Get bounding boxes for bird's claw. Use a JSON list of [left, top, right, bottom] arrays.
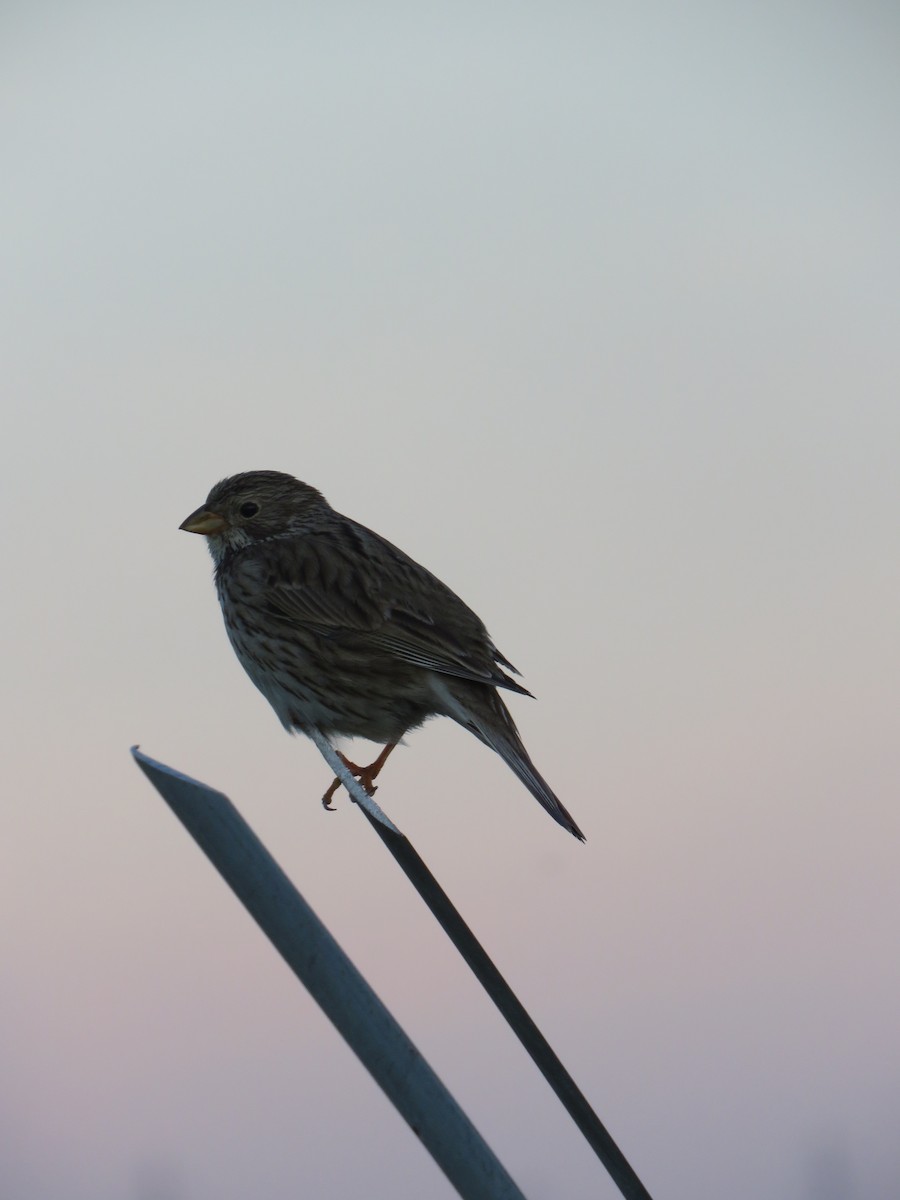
[[320, 746, 393, 811], [321, 779, 340, 810]]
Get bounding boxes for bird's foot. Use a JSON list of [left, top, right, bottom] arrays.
[[321, 743, 397, 810]]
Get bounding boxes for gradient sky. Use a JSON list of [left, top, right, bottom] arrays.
[[2, 5, 899, 1198]]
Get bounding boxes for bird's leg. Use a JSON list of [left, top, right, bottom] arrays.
[[321, 743, 398, 810], [357, 741, 397, 789]]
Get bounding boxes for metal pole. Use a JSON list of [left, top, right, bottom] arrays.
[[357, 809, 655, 1200], [309, 735, 655, 1200], [132, 747, 528, 1200]]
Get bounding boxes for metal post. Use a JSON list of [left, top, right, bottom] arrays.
[[132, 747, 528, 1200], [309, 735, 655, 1200]]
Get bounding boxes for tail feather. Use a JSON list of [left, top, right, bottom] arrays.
[[432, 678, 586, 841], [492, 731, 586, 842]]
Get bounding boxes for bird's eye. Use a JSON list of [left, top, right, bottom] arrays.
[[239, 501, 260, 518]]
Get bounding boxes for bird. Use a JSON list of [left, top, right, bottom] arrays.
[[179, 470, 585, 841]]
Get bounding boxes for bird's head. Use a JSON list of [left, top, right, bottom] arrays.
[[180, 471, 328, 562]]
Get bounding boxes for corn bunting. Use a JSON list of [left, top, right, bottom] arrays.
[[180, 470, 585, 841]]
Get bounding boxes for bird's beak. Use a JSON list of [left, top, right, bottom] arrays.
[[179, 506, 228, 536]]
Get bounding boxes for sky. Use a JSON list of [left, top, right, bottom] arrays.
[[2, 3, 899, 1198]]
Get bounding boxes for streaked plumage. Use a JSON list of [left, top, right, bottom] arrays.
[[180, 470, 584, 841]]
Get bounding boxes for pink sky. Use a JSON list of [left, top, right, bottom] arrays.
[[2, 6, 899, 1198]]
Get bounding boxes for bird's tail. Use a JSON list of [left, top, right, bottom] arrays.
[[436, 680, 586, 842]]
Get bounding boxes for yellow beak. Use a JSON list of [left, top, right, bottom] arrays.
[[179, 506, 228, 536]]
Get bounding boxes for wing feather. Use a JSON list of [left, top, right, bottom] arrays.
[[236, 520, 532, 696]]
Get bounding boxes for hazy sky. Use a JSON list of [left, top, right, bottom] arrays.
[[2, 5, 899, 1198]]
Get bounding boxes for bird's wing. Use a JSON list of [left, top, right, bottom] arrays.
[[248, 524, 532, 695]]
